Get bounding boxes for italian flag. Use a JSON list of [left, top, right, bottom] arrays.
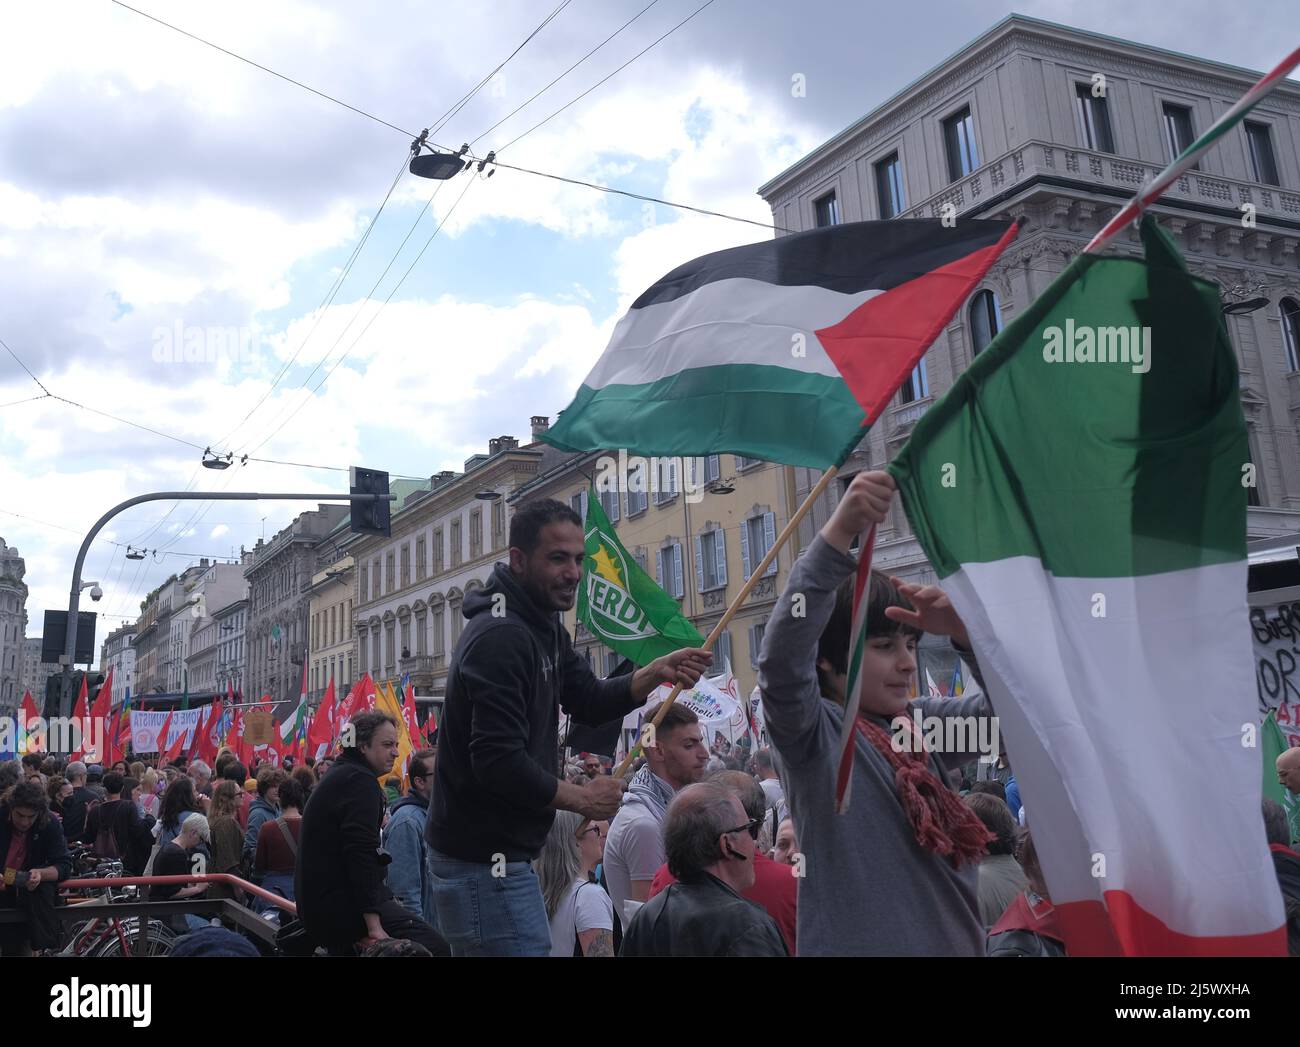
[[889, 216, 1286, 956], [542, 219, 1019, 466]]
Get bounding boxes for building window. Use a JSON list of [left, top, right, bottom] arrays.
[[371, 632, 380, 673], [704, 454, 720, 483], [814, 191, 840, 227], [626, 463, 649, 516], [598, 485, 620, 522], [1161, 103, 1197, 168], [695, 529, 727, 591], [384, 553, 394, 594], [655, 544, 685, 599], [372, 559, 381, 601], [942, 106, 978, 182], [1074, 83, 1115, 153], [470, 510, 483, 558], [1245, 122, 1280, 186], [969, 289, 1003, 355], [1281, 298, 1300, 372], [451, 519, 462, 566], [734, 455, 762, 472], [874, 153, 905, 219], [714, 630, 732, 670], [569, 490, 588, 521], [400, 544, 410, 588], [433, 529, 444, 574], [741, 513, 778, 580], [749, 623, 766, 668], [415, 612, 427, 656], [400, 620, 410, 659], [491, 500, 505, 550], [416, 536, 426, 581], [900, 358, 929, 403], [654, 459, 678, 505], [432, 606, 445, 656]]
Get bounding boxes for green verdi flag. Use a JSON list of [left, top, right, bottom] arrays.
[[578, 485, 704, 666]]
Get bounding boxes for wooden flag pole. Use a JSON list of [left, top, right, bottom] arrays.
[[612, 464, 842, 778]]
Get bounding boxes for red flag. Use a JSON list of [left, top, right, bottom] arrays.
[[194, 699, 222, 765], [160, 712, 187, 766], [401, 678, 421, 749], [20, 690, 43, 753], [336, 673, 376, 730], [423, 705, 438, 741], [83, 668, 114, 764], [155, 709, 175, 758], [69, 674, 89, 759], [307, 677, 336, 759]]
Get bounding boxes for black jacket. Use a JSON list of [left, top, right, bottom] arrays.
[[295, 749, 392, 946], [0, 805, 72, 882], [427, 562, 639, 862], [61, 786, 97, 842], [620, 873, 789, 957], [84, 799, 156, 876]]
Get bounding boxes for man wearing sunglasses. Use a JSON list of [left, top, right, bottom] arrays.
[[382, 748, 438, 930], [620, 782, 788, 957]]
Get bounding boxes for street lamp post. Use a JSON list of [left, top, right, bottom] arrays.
[[61, 490, 394, 719]]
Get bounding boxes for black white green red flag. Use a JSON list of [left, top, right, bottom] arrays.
[[542, 220, 1019, 466]]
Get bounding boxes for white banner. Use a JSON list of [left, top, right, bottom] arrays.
[[128, 709, 203, 752]]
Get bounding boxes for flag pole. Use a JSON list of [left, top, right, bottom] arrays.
[[1083, 44, 1300, 256], [612, 464, 841, 777]]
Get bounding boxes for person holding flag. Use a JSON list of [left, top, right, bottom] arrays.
[[757, 470, 996, 956], [427, 498, 712, 957]]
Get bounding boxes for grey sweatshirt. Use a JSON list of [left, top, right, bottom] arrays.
[[758, 534, 994, 956]]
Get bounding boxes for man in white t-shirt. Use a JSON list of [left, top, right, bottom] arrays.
[[603, 703, 709, 924], [753, 748, 783, 813]]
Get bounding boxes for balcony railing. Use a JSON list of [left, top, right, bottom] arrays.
[[905, 139, 1300, 246]]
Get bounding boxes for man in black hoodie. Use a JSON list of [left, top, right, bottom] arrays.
[[427, 497, 712, 956]]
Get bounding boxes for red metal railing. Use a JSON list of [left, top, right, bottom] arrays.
[[60, 873, 297, 915]]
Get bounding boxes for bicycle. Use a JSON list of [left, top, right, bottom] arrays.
[[60, 852, 178, 957]]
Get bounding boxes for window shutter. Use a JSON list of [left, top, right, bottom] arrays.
[[581, 490, 589, 521], [669, 459, 678, 495], [741, 518, 752, 580], [706, 454, 720, 482], [608, 489, 619, 522], [694, 535, 705, 592], [763, 512, 778, 576], [673, 543, 684, 598], [656, 549, 664, 589], [714, 529, 727, 587]]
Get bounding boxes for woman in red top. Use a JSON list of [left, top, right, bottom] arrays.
[[254, 777, 302, 913]]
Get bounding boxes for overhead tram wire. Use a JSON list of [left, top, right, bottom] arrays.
[[209, 3, 570, 456], [494, 0, 718, 154], [469, 0, 662, 149], [211, 155, 410, 450], [425, 0, 574, 139], [0, 334, 52, 396], [109, 0, 781, 236], [240, 176, 479, 459]]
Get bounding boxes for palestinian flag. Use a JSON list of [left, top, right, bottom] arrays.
[[542, 220, 1019, 466], [889, 216, 1285, 956]]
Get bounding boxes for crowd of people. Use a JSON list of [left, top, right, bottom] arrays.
[[3, 478, 1299, 957]]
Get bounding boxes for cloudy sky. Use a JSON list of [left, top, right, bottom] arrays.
[[1, 0, 1293, 656]]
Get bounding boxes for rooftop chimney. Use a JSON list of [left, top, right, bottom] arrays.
[[530, 415, 549, 438]]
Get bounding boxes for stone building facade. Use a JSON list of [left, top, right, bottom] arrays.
[[0, 538, 28, 715], [759, 13, 1300, 601]]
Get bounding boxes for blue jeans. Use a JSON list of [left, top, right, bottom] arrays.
[[258, 872, 295, 916], [428, 849, 551, 957]]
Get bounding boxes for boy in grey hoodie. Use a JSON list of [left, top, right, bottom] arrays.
[[758, 470, 997, 956]]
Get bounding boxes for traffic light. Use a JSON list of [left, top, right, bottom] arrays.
[[350, 467, 391, 538]]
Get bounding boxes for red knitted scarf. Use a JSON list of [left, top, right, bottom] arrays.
[[854, 715, 992, 866]]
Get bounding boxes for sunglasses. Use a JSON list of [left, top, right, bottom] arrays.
[[723, 818, 762, 841]]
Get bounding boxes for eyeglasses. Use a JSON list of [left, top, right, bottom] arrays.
[[577, 825, 603, 839], [722, 818, 762, 841]]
